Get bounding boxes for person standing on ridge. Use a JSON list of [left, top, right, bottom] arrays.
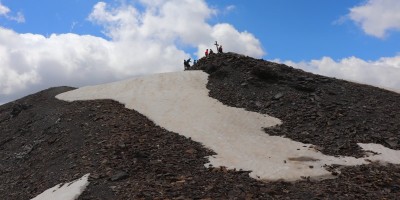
[[218, 45, 223, 53], [205, 49, 209, 57], [183, 58, 191, 70]]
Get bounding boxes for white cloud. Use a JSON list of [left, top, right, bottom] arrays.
[[220, 5, 236, 15], [349, 0, 400, 38], [0, 3, 25, 23], [0, 3, 10, 15], [0, 0, 264, 104], [225, 5, 236, 12], [276, 55, 400, 92], [11, 12, 25, 23], [209, 24, 264, 57], [88, 1, 263, 57]]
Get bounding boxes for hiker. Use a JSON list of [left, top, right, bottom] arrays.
[[209, 49, 214, 55], [184, 58, 191, 70], [193, 59, 197, 65], [205, 49, 209, 57], [218, 45, 223, 53]]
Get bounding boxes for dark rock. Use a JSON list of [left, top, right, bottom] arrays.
[[251, 66, 281, 83], [385, 139, 398, 148], [292, 83, 316, 93], [305, 77, 314, 82], [10, 103, 31, 118], [110, 171, 129, 181], [273, 93, 284, 100]]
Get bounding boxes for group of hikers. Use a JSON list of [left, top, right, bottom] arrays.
[[205, 41, 223, 57], [184, 41, 224, 70]]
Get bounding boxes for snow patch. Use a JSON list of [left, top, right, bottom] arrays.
[[56, 71, 400, 181], [31, 174, 90, 200]]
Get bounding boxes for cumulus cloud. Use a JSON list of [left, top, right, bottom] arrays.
[[276, 55, 400, 92], [0, 2, 24, 23], [88, 1, 263, 57], [0, 3, 10, 15], [0, 0, 264, 104], [349, 0, 400, 38]]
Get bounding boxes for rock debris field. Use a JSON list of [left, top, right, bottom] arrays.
[[1, 53, 400, 199]]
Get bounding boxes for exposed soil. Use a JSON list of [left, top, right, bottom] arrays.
[[1, 53, 400, 199]]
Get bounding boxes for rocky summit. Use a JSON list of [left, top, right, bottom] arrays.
[[1, 53, 400, 199]]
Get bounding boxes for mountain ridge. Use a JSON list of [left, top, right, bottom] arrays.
[[1, 53, 400, 199]]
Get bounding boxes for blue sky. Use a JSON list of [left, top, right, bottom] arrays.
[[218, 0, 399, 61], [0, 0, 400, 104], [2, 0, 398, 61]]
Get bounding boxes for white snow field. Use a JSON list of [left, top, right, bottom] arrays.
[[57, 71, 400, 181], [31, 173, 90, 200]]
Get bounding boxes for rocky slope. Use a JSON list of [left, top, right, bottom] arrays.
[[192, 52, 400, 157], [0, 53, 400, 199]]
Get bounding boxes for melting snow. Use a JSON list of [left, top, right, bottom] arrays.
[[31, 174, 90, 200], [56, 71, 400, 181]]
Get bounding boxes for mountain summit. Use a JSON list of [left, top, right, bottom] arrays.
[[1, 53, 400, 199]]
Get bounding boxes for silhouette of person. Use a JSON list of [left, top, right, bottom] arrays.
[[218, 45, 223, 53], [184, 58, 191, 70], [205, 49, 209, 57]]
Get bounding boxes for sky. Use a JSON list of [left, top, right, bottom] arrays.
[[0, 0, 399, 104]]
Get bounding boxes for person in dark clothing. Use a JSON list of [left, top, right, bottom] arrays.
[[218, 45, 223, 53], [184, 58, 191, 70], [209, 49, 214, 55]]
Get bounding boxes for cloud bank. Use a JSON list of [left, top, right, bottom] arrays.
[[0, 0, 263, 104], [349, 0, 400, 38], [279, 0, 400, 92], [277, 55, 400, 92]]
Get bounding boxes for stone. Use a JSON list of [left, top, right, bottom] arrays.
[[110, 171, 129, 182], [385, 139, 398, 148], [273, 92, 284, 100]]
